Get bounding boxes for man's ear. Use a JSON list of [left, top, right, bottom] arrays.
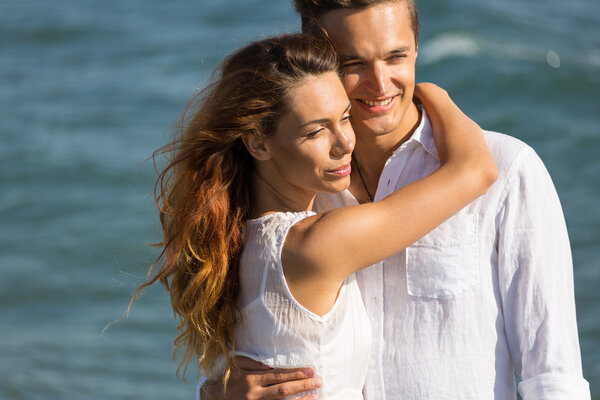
[[242, 133, 271, 161]]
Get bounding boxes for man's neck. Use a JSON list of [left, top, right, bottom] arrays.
[[349, 103, 422, 203]]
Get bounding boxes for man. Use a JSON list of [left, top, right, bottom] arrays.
[[201, 0, 590, 398]]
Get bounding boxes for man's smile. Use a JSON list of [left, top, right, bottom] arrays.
[[355, 95, 397, 112]]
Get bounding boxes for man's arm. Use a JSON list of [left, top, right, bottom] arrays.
[[496, 146, 590, 399], [198, 357, 321, 400]]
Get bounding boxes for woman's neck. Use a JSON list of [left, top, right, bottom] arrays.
[[249, 172, 316, 219]]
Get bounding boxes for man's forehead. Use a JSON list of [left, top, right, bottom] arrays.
[[319, 1, 410, 27], [320, 3, 416, 56]]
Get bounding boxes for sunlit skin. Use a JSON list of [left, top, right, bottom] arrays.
[[206, 79, 498, 400], [248, 71, 355, 216], [203, 6, 500, 398], [321, 3, 421, 201]]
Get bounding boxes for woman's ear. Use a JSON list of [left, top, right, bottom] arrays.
[[242, 134, 271, 161]]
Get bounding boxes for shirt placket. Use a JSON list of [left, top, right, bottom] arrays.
[[364, 143, 416, 399], [373, 142, 416, 201]]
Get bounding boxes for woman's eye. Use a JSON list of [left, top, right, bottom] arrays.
[[306, 128, 324, 138], [341, 114, 353, 123]]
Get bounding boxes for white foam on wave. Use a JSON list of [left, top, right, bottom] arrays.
[[582, 51, 600, 68], [420, 32, 542, 65], [419, 32, 587, 69], [419, 33, 480, 64]]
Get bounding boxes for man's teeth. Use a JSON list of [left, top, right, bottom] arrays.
[[363, 98, 393, 107]]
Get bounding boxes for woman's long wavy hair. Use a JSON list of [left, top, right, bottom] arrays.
[[135, 33, 340, 381]]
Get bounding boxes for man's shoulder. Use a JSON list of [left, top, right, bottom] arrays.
[[481, 130, 557, 206], [483, 130, 538, 175], [483, 130, 531, 157]]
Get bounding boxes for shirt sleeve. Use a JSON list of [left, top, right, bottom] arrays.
[[496, 146, 590, 399]]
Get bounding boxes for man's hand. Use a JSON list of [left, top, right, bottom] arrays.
[[201, 356, 322, 400]]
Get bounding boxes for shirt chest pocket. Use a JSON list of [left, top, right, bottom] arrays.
[[405, 212, 479, 299]]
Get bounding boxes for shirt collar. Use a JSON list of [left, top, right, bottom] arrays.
[[391, 106, 439, 160]]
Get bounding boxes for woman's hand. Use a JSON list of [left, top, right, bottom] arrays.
[[414, 82, 498, 190]]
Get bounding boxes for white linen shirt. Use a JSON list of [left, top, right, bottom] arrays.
[[314, 110, 590, 399]]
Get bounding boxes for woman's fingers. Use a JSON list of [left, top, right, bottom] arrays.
[[259, 373, 322, 400], [259, 367, 315, 386]]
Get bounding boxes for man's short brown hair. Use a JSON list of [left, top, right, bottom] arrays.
[[293, 0, 420, 44]]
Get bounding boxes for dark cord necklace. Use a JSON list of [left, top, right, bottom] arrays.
[[352, 157, 374, 202]]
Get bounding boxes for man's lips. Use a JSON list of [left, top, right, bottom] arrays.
[[355, 95, 397, 112]]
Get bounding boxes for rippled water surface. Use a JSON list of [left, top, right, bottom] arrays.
[[1, 0, 599, 398]]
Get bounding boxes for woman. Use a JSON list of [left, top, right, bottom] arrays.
[[138, 34, 497, 399]]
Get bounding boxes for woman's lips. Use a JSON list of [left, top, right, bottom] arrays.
[[327, 163, 352, 176]]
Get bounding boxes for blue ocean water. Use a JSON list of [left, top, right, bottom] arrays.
[[1, 0, 598, 399]]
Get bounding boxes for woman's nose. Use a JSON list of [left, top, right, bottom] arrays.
[[331, 126, 355, 157]]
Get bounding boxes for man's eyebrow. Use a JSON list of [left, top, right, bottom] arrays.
[[340, 47, 411, 61], [299, 103, 352, 128], [341, 54, 361, 61], [389, 47, 410, 54]]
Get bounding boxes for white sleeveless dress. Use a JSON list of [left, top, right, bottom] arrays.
[[233, 211, 371, 399]]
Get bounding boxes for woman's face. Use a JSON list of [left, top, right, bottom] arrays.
[[265, 71, 355, 195]]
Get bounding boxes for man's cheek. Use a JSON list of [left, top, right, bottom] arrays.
[[342, 74, 360, 93]]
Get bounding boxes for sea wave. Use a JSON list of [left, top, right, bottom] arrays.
[[420, 31, 600, 69]]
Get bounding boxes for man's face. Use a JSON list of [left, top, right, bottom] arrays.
[[320, 2, 418, 142]]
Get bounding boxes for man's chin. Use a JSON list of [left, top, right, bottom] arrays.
[[353, 121, 398, 138]]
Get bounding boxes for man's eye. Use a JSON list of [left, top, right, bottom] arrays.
[[341, 114, 353, 123], [388, 54, 407, 62], [342, 61, 362, 68]]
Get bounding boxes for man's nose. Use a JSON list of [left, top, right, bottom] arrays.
[[366, 62, 389, 95]]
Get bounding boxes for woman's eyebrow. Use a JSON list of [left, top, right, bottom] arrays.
[[299, 103, 352, 128]]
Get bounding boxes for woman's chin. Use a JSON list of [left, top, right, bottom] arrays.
[[320, 176, 351, 193]]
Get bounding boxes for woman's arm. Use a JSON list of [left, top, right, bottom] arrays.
[[283, 83, 498, 315]]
